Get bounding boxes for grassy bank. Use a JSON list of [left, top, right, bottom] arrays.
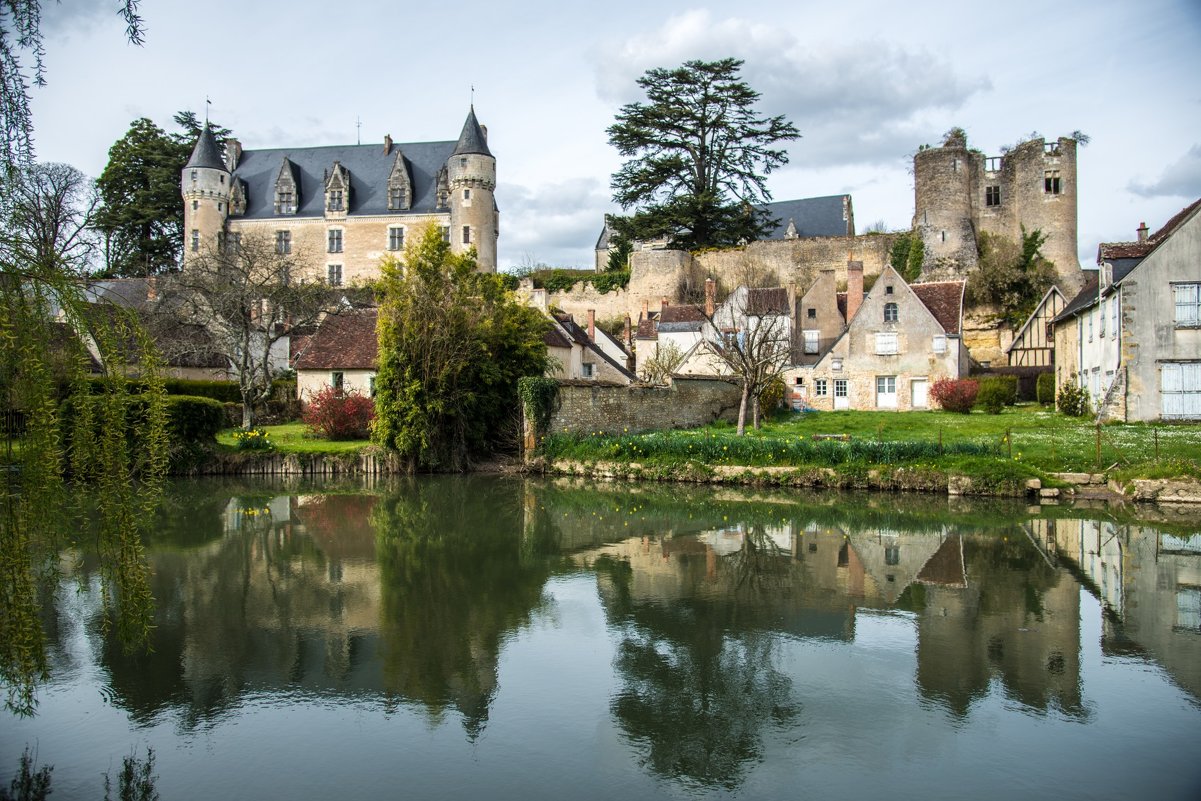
[[216, 423, 370, 455]]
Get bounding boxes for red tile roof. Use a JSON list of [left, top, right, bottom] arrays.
[[635, 317, 657, 339], [1151, 197, 1201, 241], [1097, 241, 1154, 261], [292, 309, 378, 370], [659, 304, 706, 324], [910, 281, 965, 335]]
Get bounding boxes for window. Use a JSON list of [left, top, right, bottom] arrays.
[[190, 229, 199, 252], [940, 230, 946, 242], [219, 175, 225, 184], [1112, 295, 1118, 336], [276, 191, 295, 215], [328, 189, 344, 211], [815, 378, 828, 397], [885, 285, 894, 295], [1162, 363, 1201, 419], [1045, 170, 1061, 194], [327, 264, 343, 286], [1100, 298, 1107, 337], [463, 189, 471, 200], [217, 202, 223, 212], [876, 375, 897, 408], [328, 229, 343, 253], [985, 185, 1001, 206], [331, 371, 344, 391], [884, 545, 900, 566], [190, 169, 197, 181], [884, 302, 898, 322], [389, 187, 406, 210], [582, 363, 595, 379], [388, 227, 404, 251], [192, 199, 198, 211], [275, 230, 292, 255], [1174, 283, 1201, 327], [932, 334, 947, 354], [441, 226, 451, 243], [832, 358, 843, 372], [834, 379, 848, 398], [875, 332, 898, 355], [462, 225, 471, 245], [806, 307, 816, 319], [1088, 309, 1094, 341], [460, 157, 467, 168], [803, 329, 819, 354]]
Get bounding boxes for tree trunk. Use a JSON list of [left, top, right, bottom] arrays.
[[242, 400, 253, 429], [737, 383, 749, 436], [752, 396, 761, 430]]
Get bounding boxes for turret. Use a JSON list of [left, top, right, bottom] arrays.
[[447, 107, 497, 272], [913, 130, 978, 272], [181, 124, 230, 265]]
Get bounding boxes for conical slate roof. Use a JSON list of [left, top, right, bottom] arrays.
[[185, 124, 226, 170], [452, 107, 492, 157]]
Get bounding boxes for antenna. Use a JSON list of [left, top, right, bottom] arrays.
[[205, 96, 211, 124], [356, 116, 362, 145]]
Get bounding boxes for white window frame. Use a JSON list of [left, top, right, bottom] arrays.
[[932, 334, 947, 354], [1174, 283, 1201, 327], [1162, 362, 1201, 419], [803, 329, 820, 355], [875, 332, 898, 355], [582, 363, 595, 379], [834, 379, 848, 398], [815, 378, 828, 397], [883, 302, 898, 323], [875, 375, 897, 409]]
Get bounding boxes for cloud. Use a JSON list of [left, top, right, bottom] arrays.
[[594, 10, 989, 168], [498, 178, 614, 269], [1128, 144, 1201, 198], [41, 0, 129, 38]]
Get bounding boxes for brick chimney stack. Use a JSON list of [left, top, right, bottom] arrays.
[[704, 278, 716, 316], [623, 314, 631, 348], [641, 299, 649, 320], [1136, 222, 1149, 242], [384, 134, 392, 155], [660, 296, 669, 309], [587, 309, 595, 341], [846, 261, 864, 323]]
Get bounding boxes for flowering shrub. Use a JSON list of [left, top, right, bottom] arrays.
[[930, 378, 979, 414], [302, 387, 375, 440], [232, 427, 274, 451], [1056, 381, 1091, 417]]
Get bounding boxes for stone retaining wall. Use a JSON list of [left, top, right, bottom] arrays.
[[546, 377, 742, 436]]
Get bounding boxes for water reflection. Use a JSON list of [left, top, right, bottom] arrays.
[[16, 477, 1200, 798]]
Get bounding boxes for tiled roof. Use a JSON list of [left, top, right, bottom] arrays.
[[452, 107, 492, 157], [293, 309, 378, 370], [659, 304, 705, 324], [1150, 196, 1201, 241], [910, 281, 965, 335], [553, 314, 637, 382], [635, 316, 657, 340], [746, 287, 789, 316], [1097, 241, 1154, 261], [544, 326, 572, 349]]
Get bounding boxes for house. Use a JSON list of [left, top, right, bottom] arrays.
[[677, 285, 792, 377], [545, 311, 636, 384], [292, 309, 378, 400], [1005, 285, 1066, 368], [181, 107, 498, 281], [633, 295, 708, 378], [799, 262, 967, 411], [1051, 199, 1201, 421]]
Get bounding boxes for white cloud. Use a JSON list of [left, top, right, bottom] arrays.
[[498, 178, 615, 269], [1128, 144, 1201, 198], [594, 9, 989, 168]]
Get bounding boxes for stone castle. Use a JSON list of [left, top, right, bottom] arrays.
[[181, 107, 497, 282]]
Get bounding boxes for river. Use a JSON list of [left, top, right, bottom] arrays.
[[3, 476, 1199, 799]]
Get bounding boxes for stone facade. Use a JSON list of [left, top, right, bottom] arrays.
[[545, 377, 741, 437], [914, 131, 1082, 294]]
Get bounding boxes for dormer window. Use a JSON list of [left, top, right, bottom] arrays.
[[389, 187, 406, 209], [435, 166, 449, 210], [328, 190, 344, 212], [229, 179, 247, 216], [274, 157, 299, 215], [276, 191, 295, 214], [324, 161, 351, 215], [387, 150, 412, 211]]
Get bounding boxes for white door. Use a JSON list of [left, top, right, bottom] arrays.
[[912, 378, 928, 409], [834, 379, 850, 410], [876, 376, 897, 409]]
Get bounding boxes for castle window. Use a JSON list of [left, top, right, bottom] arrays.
[[1174, 284, 1201, 327], [217, 202, 223, 212], [441, 226, 451, 243], [275, 230, 291, 255], [328, 229, 343, 253], [190, 229, 199, 252], [815, 378, 828, 397], [940, 230, 946, 242], [276, 191, 295, 215], [389, 187, 406, 210], [460, 157, 467, 168], [388, 227, 404, 251], [462, 226, 471, 245], [884, 302, 898, 323], [327, 189, 344, 212], [327, 264, 343, 286], [806, 308, 816, 319], [219, 175, 224, 184], [986, 185, 1001, 206], [191, 170, 197, 181], [1045, 170, 1061, 194], [192, 200, 198, 211], [463, 189, 471, 201]]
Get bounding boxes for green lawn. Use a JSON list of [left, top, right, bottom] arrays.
[[546, 405, 1201, 476], [216, 423, 370, 455]]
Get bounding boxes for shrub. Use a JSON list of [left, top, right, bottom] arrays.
[[1057, 381, 1091, 417], [758, 376, 786, 413], [976, 379, 1010, 414], [930, 378, 978, 414], [302, 387, 374, 440], [162, 395, 226, 442], [1036, 373, 1055, 405], [232, 427, 274, 451]]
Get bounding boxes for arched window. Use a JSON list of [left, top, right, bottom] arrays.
[[884, 302, 898, 323]]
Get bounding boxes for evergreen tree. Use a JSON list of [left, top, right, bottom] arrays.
[[607, 58, 799, 251]]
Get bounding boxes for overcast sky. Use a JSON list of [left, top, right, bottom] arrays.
[[30, 0, 1201, 272]]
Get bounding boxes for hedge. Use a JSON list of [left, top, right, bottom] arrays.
[[82, 377, 295, 405], [1036, 373, 1055, 405], [60, 393, 225, 456]]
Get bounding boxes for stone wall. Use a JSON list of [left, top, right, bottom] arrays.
[[545, 377, 742, 436]]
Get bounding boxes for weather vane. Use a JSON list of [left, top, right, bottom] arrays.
[[356, 116, 362, 145]]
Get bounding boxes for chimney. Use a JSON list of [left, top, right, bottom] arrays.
[[224, 139, 242, 171], [661, 295, 669, 309], [704, 278, 716, 316], [641, 299, 649, 320], [384, 134, 392, 155], [623, 314, 632, 348], [587, 309, 596, 341], [846, 261, 864, 323], [787, 281, 797, 322], [1136, 222, 1149, 242]]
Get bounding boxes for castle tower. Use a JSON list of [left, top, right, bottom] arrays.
[[913, 130, 979, 275], [447, 107, 497, 272], [181, 124, 230, 265]]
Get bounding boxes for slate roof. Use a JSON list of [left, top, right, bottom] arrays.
[[293, 310, 378, 370], [1052, 274, 1100, 323], [910, 281, 965, 335], [453, 107, 492, 157], [554, 314, 637, 382], [185, 124, 226, 170], [759, 195, 851, 240]]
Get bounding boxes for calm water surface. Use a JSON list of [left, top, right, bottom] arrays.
[[3, 476, 1200, 800]]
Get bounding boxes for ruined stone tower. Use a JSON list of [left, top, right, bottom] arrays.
[[914, 130, 1082, 294], [447, 107, 498, 272]]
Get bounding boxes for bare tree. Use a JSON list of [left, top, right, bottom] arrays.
[[0, 162, 99, 277], [640, 340, 685, 385], [160, 231, 345, 428], [700, 284, 791, 435]]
